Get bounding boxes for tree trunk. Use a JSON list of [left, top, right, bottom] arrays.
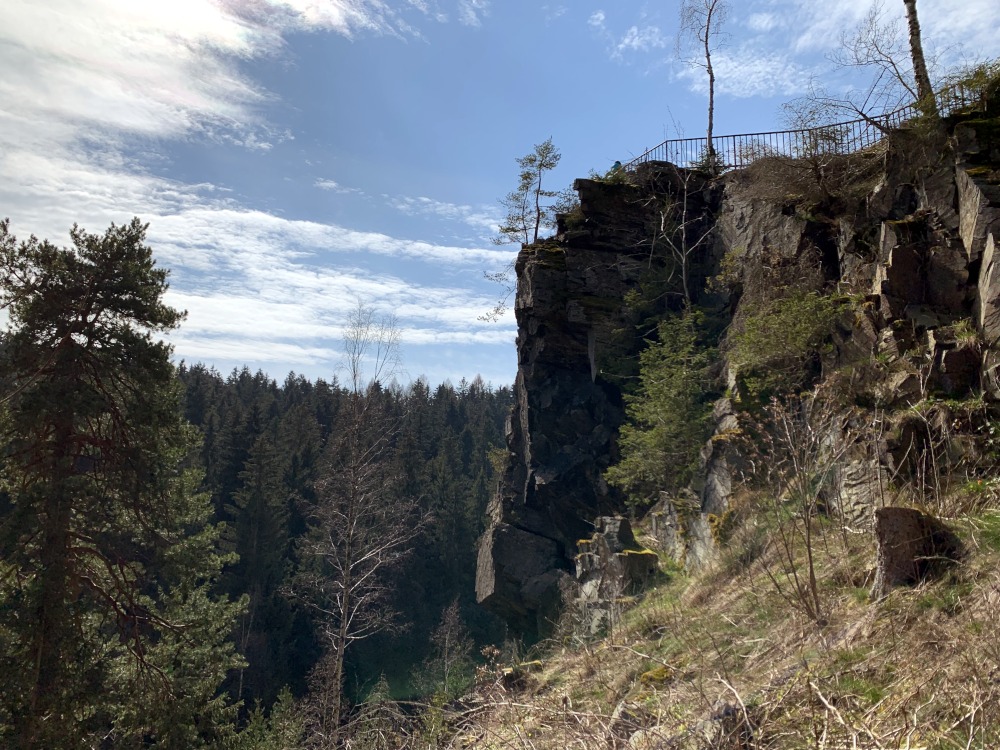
[[23, 412, 76, 750], [903, 0, 937, 116], [532, 165, 543, 244], [704, 13, 716, 171]]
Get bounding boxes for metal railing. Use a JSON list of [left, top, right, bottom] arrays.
[[622, 82, 985, 172]]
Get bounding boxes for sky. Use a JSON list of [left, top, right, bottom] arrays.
[[1, 0, 998, 388]]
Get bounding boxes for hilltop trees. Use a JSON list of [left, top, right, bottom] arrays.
[[0, 219, 241, 747], [484, 138, 575, 321], [495, 137, 563, 247]]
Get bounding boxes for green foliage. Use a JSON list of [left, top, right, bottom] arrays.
[[349, 675, 409, 750], [708, 244, 747, 294], [605, 310, 717, 508], [495, 137, 563, 246], [410, 598, 476, 700], [689, 145, 726, 174], [589, 164, 631, 184], [975, 511, 1000, 551], [0, 218, 242, 747], [228, 688, 305, 750], [730, 290, 840, 400], [943, 58, 1000, 113]]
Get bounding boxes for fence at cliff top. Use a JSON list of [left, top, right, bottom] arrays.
[[622, 82, 985, 173]]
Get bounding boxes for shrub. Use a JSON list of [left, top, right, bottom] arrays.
[[729, 290, 840, 400]]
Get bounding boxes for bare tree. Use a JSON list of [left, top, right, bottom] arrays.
[[796, 1, 938, 127], [740, 394, 854, 625], [649, 166, 714, 307], [411, 598, 475, 700], [677, 0, 729, 173], [291, 302, 421, 748]]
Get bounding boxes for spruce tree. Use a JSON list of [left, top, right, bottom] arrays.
[[0, 218, 242, 748]]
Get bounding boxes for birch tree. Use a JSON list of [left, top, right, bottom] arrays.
[[903, 0, 937, 115], [678, 0, 729, 173]]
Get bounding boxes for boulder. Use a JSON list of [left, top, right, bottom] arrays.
[[608, 700, 652, 748], [956, 162, 1000, 262], [656, 702, 756, 750], [826, 457, 888, 530], [870, 507, 963, 600], [976, 233, 1000, 346], [575, 517, 659, 634], [475, 523, 568, 638]]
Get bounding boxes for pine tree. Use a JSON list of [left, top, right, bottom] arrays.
[[225, 434, 294, 706], [0, 218, 242, 748], [605, 310, 717, 508]]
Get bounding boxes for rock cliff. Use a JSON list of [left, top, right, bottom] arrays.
[[477, 107, 1000, 635]]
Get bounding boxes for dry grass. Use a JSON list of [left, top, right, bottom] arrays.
[[431, 498, 1000, 750]]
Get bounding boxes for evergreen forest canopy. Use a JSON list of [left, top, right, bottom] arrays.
[[0, 218, 513, 748]]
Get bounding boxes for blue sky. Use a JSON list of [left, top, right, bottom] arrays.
[[1, 0, 998, 387]]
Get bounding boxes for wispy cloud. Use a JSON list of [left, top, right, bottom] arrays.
[[387, 196, 499, 233], [745, 12, 780, 33], [543, 5, 568, 23], [676, 44, 813, 99], [613, 25, 668, 60], [0, 0, 516, 381], [314, 178, 363, 194], [456, 0, 490, 28], [586, 9, 666, 64]]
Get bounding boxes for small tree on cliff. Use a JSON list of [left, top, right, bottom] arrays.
[[495, 138, 563, 246], [605, 309, 716, 508], [483, 138, 573, 321]]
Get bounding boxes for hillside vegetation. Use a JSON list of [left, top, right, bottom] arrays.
[[446, 501, 1000, 749], [459, 74, 1000, 750]]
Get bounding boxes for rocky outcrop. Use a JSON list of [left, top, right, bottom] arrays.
[[478, 110, 1000, 635], [475, 166, 719, 636], [574, 517, 658, 634]]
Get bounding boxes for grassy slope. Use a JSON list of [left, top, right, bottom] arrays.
[[453, 499, 1000, 749]]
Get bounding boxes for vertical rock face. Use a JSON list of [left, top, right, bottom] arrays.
[[475, 166, 718, 637]]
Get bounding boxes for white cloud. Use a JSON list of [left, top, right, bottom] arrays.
[[314, 178, 362, 194], [713, 47, 812, 99], [543, 5, 568, 22], [456, 0, 489, 28], [746, 13, 779, 33], [588, 11, 606, 29], [388, 196, 499, 232], [0, 0, 520, 383], [614, 25, 667, 59]]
